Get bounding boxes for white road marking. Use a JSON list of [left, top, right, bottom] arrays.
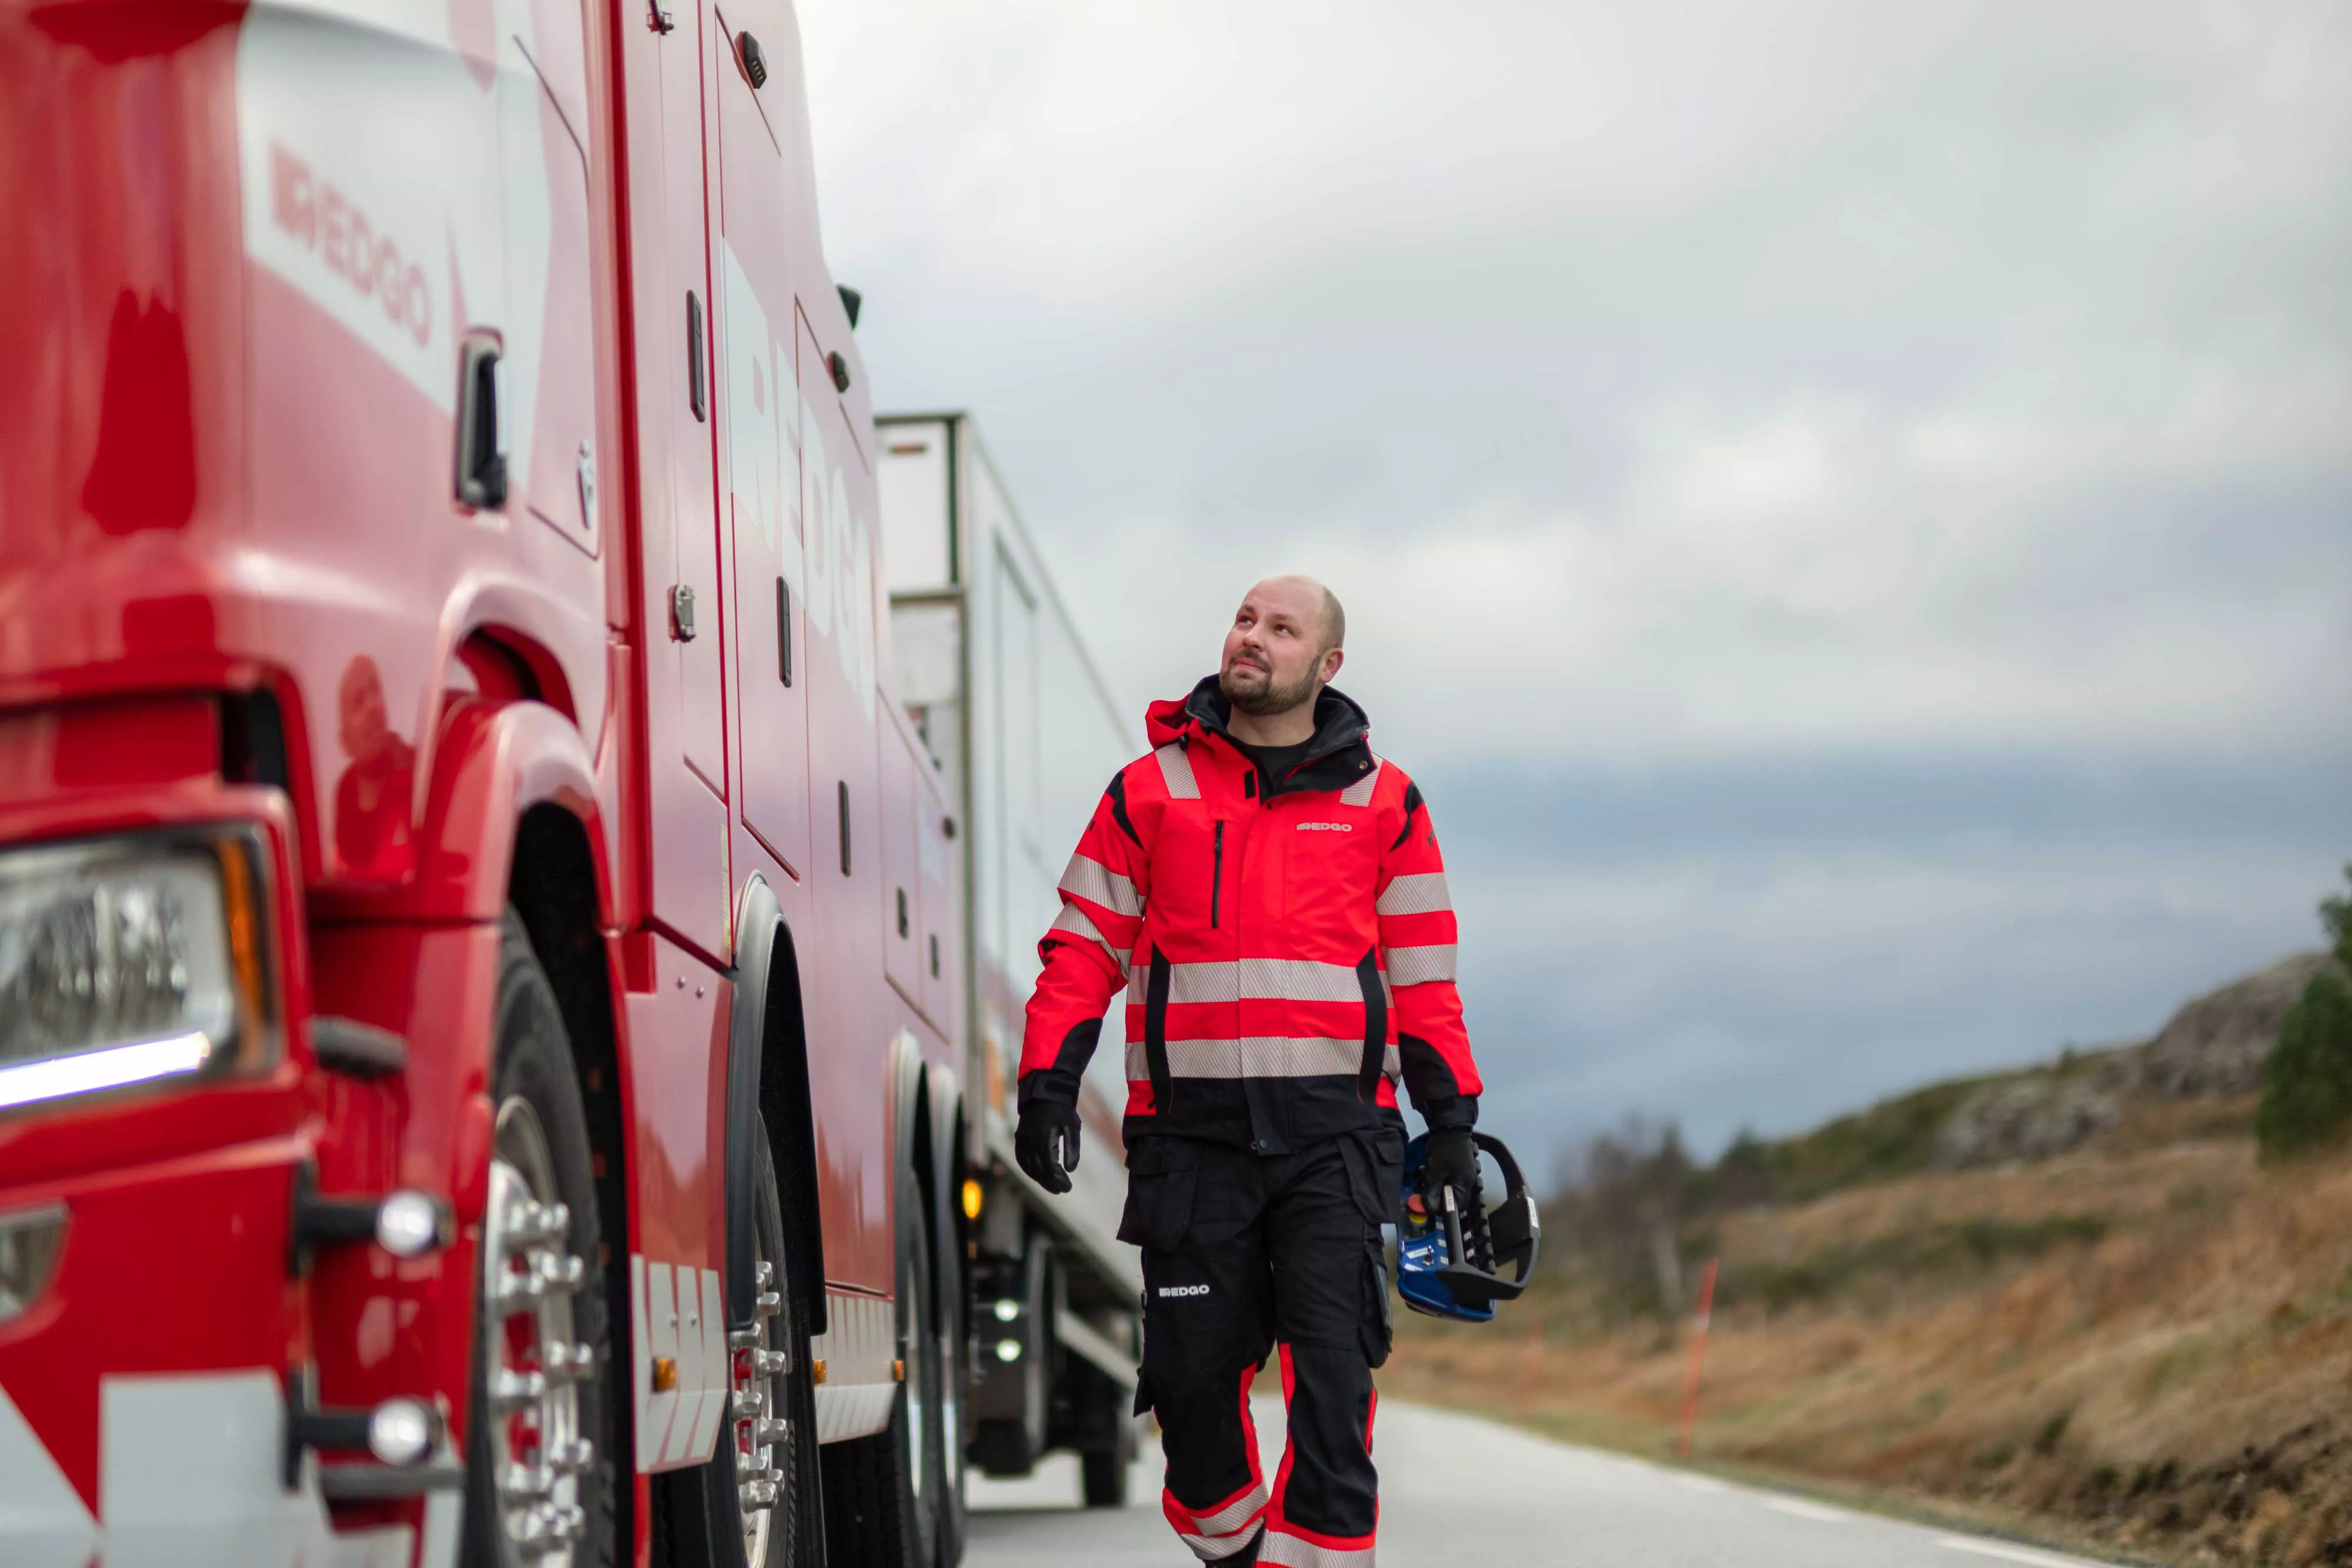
[[1673, 1473, 1730, 1493], [1764, 1496, 1855, 1523], [1937, 1535, 2106, 1567]]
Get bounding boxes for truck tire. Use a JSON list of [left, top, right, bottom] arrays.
[[660, 1115, 822, 1566], [1081, 1439, 1131, 1510], [823, 1178, 943, 1567], [968, 1241, 1049, 1477], [462, 914, 618, 1567], [928, 1195, 968, 1566]]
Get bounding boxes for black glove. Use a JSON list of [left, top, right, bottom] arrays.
[[1421, 1125, 1482, 1215], [1015, 1096, 1081, 1195]]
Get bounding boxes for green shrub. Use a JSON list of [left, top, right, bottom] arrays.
[[2256, 969, 2352, 1161], [2254, 865, 2352, 1164], [1756, 1076, 1994, 1202]]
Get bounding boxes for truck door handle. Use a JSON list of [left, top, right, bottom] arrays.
[[838, 780, 851, 875], [454, 332, 507, 510]]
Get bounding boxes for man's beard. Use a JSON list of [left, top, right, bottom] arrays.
[[1220, 658, 1319, 718]]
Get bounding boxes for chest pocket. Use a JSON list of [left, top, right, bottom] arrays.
[[1145, 805, 1222, 938], [1280, 809, 1379, 943]]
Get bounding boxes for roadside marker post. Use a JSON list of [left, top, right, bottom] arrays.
[[1675, 1257, 1720, 1462]]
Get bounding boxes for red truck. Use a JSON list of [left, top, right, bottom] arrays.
[[0, 0, 983, 1564]]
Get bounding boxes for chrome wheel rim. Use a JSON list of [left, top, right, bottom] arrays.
[[731, 1257, 788, 1562], [486, 1095, 595, 1564], [938, 1316, 961, 1505], [904, 1256, 928, 1506]]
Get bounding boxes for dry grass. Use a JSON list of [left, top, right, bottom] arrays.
[[1382, 1107, 2352, 1567]]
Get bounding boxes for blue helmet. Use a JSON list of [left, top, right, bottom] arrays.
[[1396, 1132, 1540, 1322]]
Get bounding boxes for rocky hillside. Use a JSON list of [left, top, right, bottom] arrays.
[[2139, 952, 2339, 1097], [1755, 952, 2340, 1197]]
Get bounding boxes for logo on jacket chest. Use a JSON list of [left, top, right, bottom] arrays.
[[1295, 822, 1352, 833]]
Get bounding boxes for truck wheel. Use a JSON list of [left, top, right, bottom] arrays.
[[823, 1187, 943, 1567], [663, 1115, 821, 1566], [968, 1241, 1050, 1477], [463, 914, 617, 1568], [1081, 1439, 1131, 1509], [928, 1199, 968, 1566]]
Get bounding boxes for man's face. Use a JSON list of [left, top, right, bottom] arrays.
[[1220, 580, 1334, 717]]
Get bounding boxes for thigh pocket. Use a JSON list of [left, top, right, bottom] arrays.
[[1359, 1235, 1395, 1368], [1336, 1126, 1406, 1230], [1117, 1136, 1200, 1252]]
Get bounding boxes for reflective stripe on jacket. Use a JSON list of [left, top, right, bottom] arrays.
[[1018, 677, 1482, 1151]]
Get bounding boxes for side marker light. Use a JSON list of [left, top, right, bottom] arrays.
[[375, 1191, 450, 1258], [367, 1399, 437, 1467]]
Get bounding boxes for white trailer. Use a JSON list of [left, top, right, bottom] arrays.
[[878, 412, 1145, 1505]]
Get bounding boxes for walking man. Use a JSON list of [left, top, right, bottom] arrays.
[[1015, 576, 1487, 1565]]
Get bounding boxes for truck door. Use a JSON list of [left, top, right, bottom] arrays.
[[881, 717, 922, 1001], [662, 16, 729, 807], [917, 763, 958, 1033], [620, 0, 731, 958], [799, 310, 890, 1288], [713, 10, 811, 880]]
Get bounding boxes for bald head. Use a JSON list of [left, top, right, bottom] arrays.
[[1251, 575, 1345, 656], [1219, 576, 1348, 730]]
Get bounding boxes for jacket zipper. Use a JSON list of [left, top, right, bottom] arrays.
[[1210, 821, 1224, 928]]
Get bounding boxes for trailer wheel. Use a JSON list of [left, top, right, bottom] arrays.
[[462, 914, 617, 1568], [661, 1115, 821, 1566], [1081, 1435, 1132, 1510], [968, 1241, 1050, 1476], [823, 1175, 944, 1567]]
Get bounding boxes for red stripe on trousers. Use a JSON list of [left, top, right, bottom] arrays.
[[1161, 1362, 1268, 1542]]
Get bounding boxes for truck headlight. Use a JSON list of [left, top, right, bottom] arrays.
[[0, 828, 276, 1112]]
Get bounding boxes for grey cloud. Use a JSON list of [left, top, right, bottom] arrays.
[[800, 0, 2352, 1155], [1451, 834, 2346, 1159], [1418, 753, 2352, 867], [1429, 753, 2351, 1156]]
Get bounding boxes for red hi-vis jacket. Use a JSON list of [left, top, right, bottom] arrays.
[[1019, 678, 1482, 1153]]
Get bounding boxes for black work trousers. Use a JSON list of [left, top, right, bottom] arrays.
[[1120, 1128, 1401, 1566]]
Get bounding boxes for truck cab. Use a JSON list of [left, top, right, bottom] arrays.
[[0, 1, 977, 1564]]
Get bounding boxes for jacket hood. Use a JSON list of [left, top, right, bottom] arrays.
[[1146, 676, 1374, 787]]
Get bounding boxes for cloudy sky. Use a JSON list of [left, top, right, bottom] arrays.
[[800, 0, 2352, 1161]]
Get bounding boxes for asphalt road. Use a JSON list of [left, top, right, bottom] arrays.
[[964, 1397, 2109, 1568]]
